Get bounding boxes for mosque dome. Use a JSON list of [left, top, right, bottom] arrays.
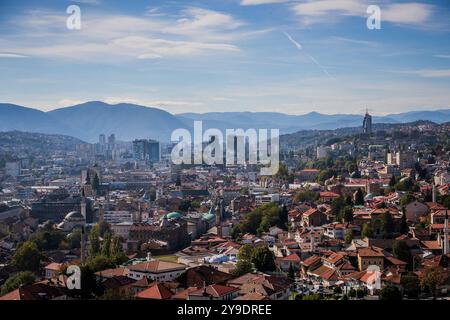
[[166, 211, 181, 219], [202, 212, 215, 221], [65, 211, 84, 220]]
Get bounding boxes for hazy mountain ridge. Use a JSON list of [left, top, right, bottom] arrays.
[[0, 130, 87, 158], [1, 101, 449, 142]]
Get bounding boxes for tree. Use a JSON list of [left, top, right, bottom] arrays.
[[317, 169, 335, 183], [98, 221, 111, 237], [380, 212, 394, 238], [302, 293, 324, 300], [230, 225, 242, 239], [348, 288, 356, 298], [275, 163, 289, 180], [232, 260, 253, 277], [331, 197, 344, 217], [67, 228, 82, 249], [361, 223, 373, 239], [294, 190, 318, 203], [278, 205, 288, 229], [380, 285, 402, 300], [237, 244, 254, 261], [333, 286, 342, 295], [88, 226, 101, 257], [12, 241, 42, 272], [344, 195, 354, 207], [237, 203, 282, 236], [86, 255, 115, 273], [344, 229, 353, 244], [288, 264, 295, 280], [148, 187, 156, 201], [102, 232, 112, 257], [1, 271, 35, 295], [389, 174, 396, 188], [420, 266, 448, 297], [354, 188, 364, 206], [251, 247, 276, 272], [401, 274, 420, 298], [400, 192, 415, 207], [340, 206, 353, 223], [29, 222, 65, 251], [393, 240, 412, 266], [100, 289, 135, 300], [356, 289, 365, 299], [400, 209, 408, 234]]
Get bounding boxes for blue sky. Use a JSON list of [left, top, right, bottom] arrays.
[[0, 0, 449, 115]]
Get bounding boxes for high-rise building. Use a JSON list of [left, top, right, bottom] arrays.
[[363, 109, 372, 134], [133, 139, 160, 162], [107, 134, 116, 150], [99, 134, 106, 146]]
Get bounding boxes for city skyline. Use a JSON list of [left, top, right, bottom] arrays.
[[1, 0, 450, 114]]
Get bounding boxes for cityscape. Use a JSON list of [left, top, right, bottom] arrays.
[[0, 0, 450, 306]]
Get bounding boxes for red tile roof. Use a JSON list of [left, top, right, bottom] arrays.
[[282, 253, 301, 262], [136, 283, 173, 300]]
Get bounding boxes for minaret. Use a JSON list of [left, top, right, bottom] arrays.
[[310, 232, 315, 252], [137, 201, 143, 223], [98, 204, 104, 224], [215, 198, 223, 238], [432, 184, 437, 203], [80, 188, 87, 264], [444, 210, 449, 255]]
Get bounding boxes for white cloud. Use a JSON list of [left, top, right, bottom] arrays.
[[435, 54, 450, 59], [393, 69, 450, 78], [412, 69, 450, 78], [293, 0, 366, 17], [382, 3, 434, 25], [0, 53, 28, 58], [240, 0, 289, 5], [0, 7, 247, 62], [103, 97, 204, 108], [292, 1, 434, 26]]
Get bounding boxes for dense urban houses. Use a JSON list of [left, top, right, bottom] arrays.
[[1, 114, 450, 301]]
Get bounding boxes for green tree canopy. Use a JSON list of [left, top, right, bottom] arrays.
[[393, 240, 412, 267], [401, 274, 420, 298], [1, 271, 35, 295], [361, 223, 373, 239], [251, 247, 276, 272], [354, 188, 365, 206], [344, 229, 353, 244], [12, 241, 42, 272], [380, 285, 402, 300], [380, 212, 394, 238]]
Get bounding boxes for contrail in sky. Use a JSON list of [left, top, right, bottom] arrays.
[[283, 32, 331, 78]]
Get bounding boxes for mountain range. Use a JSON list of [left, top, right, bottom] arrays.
[[1, 101, 449, 142]]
